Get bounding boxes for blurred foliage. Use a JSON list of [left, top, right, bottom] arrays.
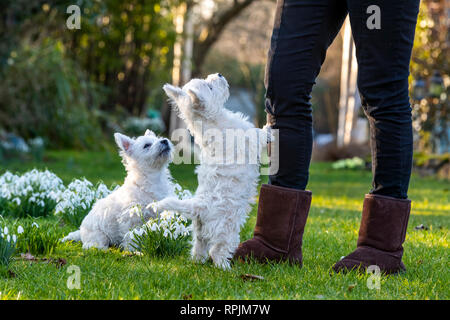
[[122, 116, 165, 137], [0, 0, 177, 149], [0, 41, 104, 149], [203, 51, 266, 125], [63, 0, 177, 115], [414, 151, 449, 167], [410, 1, 449, 79], [410, 0, 449, 154], [331, 157, 365, 170]]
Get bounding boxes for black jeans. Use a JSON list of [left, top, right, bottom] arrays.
[[265, 0, 420, 199]]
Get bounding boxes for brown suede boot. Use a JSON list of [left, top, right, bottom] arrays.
[[333, 194, 411, 275], [233, 184, 312, 265]]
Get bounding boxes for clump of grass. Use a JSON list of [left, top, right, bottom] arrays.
[[0, 224, 17, 269], [129, 206, 191, 257], [15, 220, 60, 255]]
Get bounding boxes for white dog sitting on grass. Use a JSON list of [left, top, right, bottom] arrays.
[[150, 73, 269, 269], [62, 129, 174, 250]]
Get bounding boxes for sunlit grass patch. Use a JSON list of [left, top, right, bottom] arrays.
[[0, 151, 448, 299]]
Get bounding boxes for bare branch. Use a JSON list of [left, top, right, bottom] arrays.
[[193, 0, 257, 75]]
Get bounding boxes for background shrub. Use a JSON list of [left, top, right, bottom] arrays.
[[122, 117, 166, 137], [0, 41, 105, 149]]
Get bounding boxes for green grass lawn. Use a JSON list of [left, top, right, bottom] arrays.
[[0, 150, 448, 299]]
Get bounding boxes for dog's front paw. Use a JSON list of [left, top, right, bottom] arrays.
[[149, 197, 179, 214]]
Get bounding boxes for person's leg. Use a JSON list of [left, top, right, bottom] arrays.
[[266, 0, 348, 190], [333, 0, 420, 274], [234, 0, 348, 264], [350, 0, 418, 199]]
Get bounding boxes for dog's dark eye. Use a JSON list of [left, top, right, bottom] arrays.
[[143, 143, 152, 149]]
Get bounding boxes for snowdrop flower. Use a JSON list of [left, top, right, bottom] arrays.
[[174, 183, 193, 200], [17, 226, 24, 234], [132, 228, 145, 237], [0, 169, 65, 214], [149, 223, 158, 232], [148, 202, 158, 212], [143, 211, 191, 240], [128, 206, 141, 218], [160, 210, 174, 220], [32, 222, 39, 228], [3, 227, 8, 235], [54, 178, 112, 218]]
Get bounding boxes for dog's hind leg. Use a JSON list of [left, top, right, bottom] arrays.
[[61, 230, 81, 242], [209, 230, 240, 270], [191, 218, 209, 263], [80, 227, 110, 250], [209, 240, 238, 270], [82, 238, 109, 250], [209, 242, 232, 270]]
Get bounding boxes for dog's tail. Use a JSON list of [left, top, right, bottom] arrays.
[[61, 230, 81, 242]]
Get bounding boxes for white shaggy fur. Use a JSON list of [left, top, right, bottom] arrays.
[[62, 130, 174, 250], [152, 73, 268, 269]]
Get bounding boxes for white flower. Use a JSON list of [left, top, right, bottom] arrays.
[[3, 226, 8, 235], [17, 226, 24, 234], [132, 228, 145, 237], [129, 206, 141, 217], [148, 202, 158, 212], [32, 222, 39, 228], [54, 178, 111, 218]]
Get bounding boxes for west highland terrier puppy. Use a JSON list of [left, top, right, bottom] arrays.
[[62, 129, 174, 250], [152, 73, 269, 269]]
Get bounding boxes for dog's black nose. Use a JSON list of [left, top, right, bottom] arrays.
[[217, 73, 223, 78], [161, 139, 168, 145]]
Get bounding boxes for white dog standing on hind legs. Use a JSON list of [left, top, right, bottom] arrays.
[[62, 129, 175, 250], [150, 73, 271, 269]]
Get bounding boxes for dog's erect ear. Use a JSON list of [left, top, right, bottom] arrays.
[[144, 129, 156, 137], [114, 133, 134, 153], [187, 89, 204, 110], [163, 84, 184, 101]]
